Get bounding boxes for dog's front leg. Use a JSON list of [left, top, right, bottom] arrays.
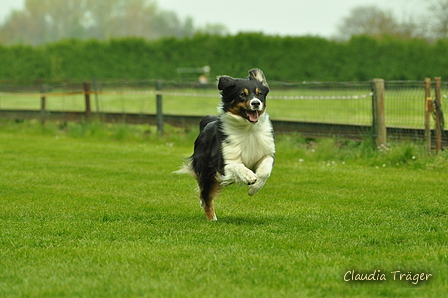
[[248, 155, 274, 196], [221, 163, 257, 186]]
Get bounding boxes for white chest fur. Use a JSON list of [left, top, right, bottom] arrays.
[[221, 112, 275, 170]]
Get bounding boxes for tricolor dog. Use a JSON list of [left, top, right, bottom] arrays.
[[177, 69, 275, 220]]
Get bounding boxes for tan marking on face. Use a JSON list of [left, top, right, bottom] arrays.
[[243, 88, 249, 96], [228, 102, 247, 116], [255, 88, 259, 95]]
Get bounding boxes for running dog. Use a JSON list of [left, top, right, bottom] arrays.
[[177, 69, 275, 220]]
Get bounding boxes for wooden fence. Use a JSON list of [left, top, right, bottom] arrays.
[[0, 78, 446, 152]]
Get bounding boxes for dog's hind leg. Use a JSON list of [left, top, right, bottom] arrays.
[[199, 179, 221, 221]]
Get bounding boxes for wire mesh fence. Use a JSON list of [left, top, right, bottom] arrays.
[[0, 79, 446, 144], [386, 81, 432, 128], [268, 81, 373, 126]]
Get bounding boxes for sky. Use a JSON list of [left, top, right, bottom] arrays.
[[0, 0, 427, 38]]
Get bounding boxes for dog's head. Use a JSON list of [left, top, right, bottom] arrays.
[[218, 68, 269, 123]]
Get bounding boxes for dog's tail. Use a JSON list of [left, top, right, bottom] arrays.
[[172, 158, 196, 177], [174, 115, 218, 177], [199, 115, 219, 131]]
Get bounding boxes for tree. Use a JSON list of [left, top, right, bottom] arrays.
[[336, 6, 417, 40], [428, 0, 448, 39], [196, 23, 229, 36], [0, 0, 227, 45]]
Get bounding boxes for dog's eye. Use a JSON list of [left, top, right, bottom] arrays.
[[240, 92, 246, 97]]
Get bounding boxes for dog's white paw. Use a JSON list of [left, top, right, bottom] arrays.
[[222, 164, 258, 186], [248, 179, 266, 196], [247, 183, 263, 196], [248, 184, 261, 196], [240, 169, 257, 185]]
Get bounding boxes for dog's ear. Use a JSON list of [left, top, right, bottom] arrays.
[[217, 75, 236, 91], [248, 68, 269, 87]]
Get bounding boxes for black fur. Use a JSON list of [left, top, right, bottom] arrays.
[[189, 116, 227, 218], [192, 116, 226, 185]]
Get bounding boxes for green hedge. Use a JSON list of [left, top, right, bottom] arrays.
[[1, 34, 447, 83]]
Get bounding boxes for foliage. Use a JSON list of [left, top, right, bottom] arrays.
[[337, 6, 412, 40], [336, 2, 448, 41], [0, 0, 225, 45], [0, 34, 448, 83], [427, 0, 448, 39], [0, 120, 447, 297]]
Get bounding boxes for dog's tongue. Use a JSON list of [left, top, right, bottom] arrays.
[[247, 111, 259, 122]]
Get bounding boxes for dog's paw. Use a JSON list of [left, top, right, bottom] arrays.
[[222, 164, 257, 185], [240, 169, 257, 185], [248, 179, 266, 196], [248, 184, 260, 196]]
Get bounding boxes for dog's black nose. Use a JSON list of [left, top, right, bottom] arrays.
[[251, 99, 261, 108]]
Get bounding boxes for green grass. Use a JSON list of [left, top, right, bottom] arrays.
[[0, 86, 438, 128], [0, 120, 447, 297]]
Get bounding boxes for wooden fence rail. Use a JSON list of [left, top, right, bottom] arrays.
[[0, 78, 445, 152]]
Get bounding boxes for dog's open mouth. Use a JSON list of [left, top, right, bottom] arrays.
[[245, 110, 259, 123]]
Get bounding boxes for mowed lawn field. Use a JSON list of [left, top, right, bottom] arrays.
[[0, 121, 447, 297]]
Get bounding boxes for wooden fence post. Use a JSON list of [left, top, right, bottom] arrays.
[[424, 78, 432, 153], [371, 79, 386, 147], [40, 84, 46, 125], [93, 78, 100, 115], [434, 77, 442, 154], [83, 81, 91, 121], [156, 80, 163, 135]]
